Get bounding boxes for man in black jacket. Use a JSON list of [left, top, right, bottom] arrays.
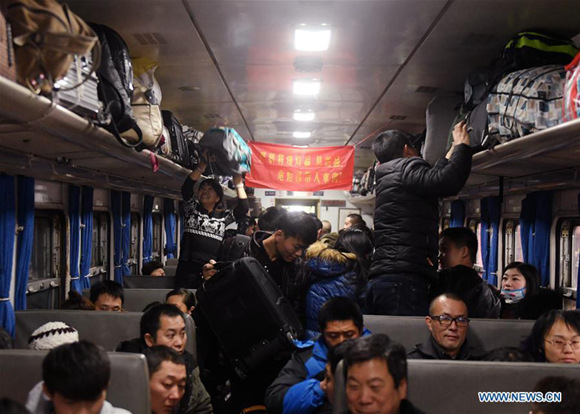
[[200, 211, 318, 412], [408, 294, 476, 360], [115, 304, 213, 414], [365, 122, 473, 316], [435, 227, 500, 318]]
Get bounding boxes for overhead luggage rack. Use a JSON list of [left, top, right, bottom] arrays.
[[460, 118, 580, 195], [0, 76, 190, 198]]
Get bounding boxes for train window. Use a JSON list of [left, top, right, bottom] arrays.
[[27, 211, 64, 309], [558, 220, 580, 295], [152, 212, 162, 261], [514, 223, 523, 262], [129, 213, 140, 274], [29, 213, 62, 280], [90, 212, 109, 284], [468, 219, 483, 273], [504, 220, 521, 266], [572, 225, 580, 291]]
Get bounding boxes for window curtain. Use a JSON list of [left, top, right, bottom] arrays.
[[121, 192, 131, 276], [164, 199, 176, 259], [143, 195, 154, 265], [80, 187, 93, 290], [519, 191, 552, 287], [450, 200, 466, 228], [69, 186, 82, 293], [481, 197, 500, 286], [111, 191, 123, 284], [15, 176, 34, 311], [0, 174, 16, 335]]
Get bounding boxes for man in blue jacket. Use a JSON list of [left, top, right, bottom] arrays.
[[265, 297, 371, 414]]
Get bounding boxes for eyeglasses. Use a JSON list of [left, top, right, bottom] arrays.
[[429, 315, 470, 327], [544, 338, 580, 350]]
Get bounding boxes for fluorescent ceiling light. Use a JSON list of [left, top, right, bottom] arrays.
[[293, 110, 315, 121], [293, 79, 321, 96], [293, 145, 309, 148], [294, 26, 332, 51], [293, 131, 312, 139]]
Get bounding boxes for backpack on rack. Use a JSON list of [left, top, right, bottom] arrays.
[[424, 94, 463, 165], [161, 110, 192, 169], [89, 23, 143, 148], [487, 65, 567, 142], [182, 124, 203, 169], [199, 127, 252, 176], [464, 31, 578, 111], [563, 52, 580, 122], [6, 0, 99, 94], [120, 57, 163, 150]]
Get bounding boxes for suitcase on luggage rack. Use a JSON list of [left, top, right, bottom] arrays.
[[53, 54, 102, 119], [196, 257, 303, 378]]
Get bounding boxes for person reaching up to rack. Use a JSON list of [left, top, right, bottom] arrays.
[[175, 151, 248, 289]]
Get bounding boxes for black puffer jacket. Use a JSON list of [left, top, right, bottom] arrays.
[[370, 144, 472, 283], [434, 265, 501, 319]]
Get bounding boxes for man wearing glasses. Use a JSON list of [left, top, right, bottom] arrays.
[[408, 294, 476, 360]]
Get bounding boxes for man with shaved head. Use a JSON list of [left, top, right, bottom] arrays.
[[408, 294, 477, 360]]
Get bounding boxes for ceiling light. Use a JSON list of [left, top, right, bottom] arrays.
[[293, 110, 315, 121], [293, 79, 321, 96], [293, 131, 312, 139], [293, 145, 309, 148], [294, 25, 331, 51]]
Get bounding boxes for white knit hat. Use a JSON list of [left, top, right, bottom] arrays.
[[28, 321, 79, 350]]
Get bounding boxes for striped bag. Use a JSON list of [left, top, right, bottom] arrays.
[[487, 65, 566, 142]]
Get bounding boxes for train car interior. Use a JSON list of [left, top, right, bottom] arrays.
[[1, 1, 579, 413]]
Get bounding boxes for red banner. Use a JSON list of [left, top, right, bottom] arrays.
[[245, 142, 355, 191]]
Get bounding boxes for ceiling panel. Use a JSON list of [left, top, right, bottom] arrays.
[[186, 0, 448, 145]]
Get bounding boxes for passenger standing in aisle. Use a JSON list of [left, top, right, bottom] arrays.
[[365, 122, 472, 316], [175, 152, 249, 289]]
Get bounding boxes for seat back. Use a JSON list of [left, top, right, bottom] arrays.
[[333, 359, 580, 414], [123, 275, 176, 288], [0, 349, 150, 413], [165, 264, 178, 276], [15, 310, 197, 357], [83, 288, 175, 312], [363, 315, 534, 353], [407, 360, 580, 414]]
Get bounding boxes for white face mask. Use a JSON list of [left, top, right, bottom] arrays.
[[501, 287, 526, 304]]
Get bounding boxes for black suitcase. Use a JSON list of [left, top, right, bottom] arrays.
[[161, 110, 192, 168], [196, 257, 303, 378]]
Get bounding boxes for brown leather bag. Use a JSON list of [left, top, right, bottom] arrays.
[[5, 0, 98, 94]]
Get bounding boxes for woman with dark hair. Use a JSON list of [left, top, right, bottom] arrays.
[[175, 151, 249, 289], [526, 309, 580, 363], [304, 228, 373, 338], [500, 261, 561, 320]]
